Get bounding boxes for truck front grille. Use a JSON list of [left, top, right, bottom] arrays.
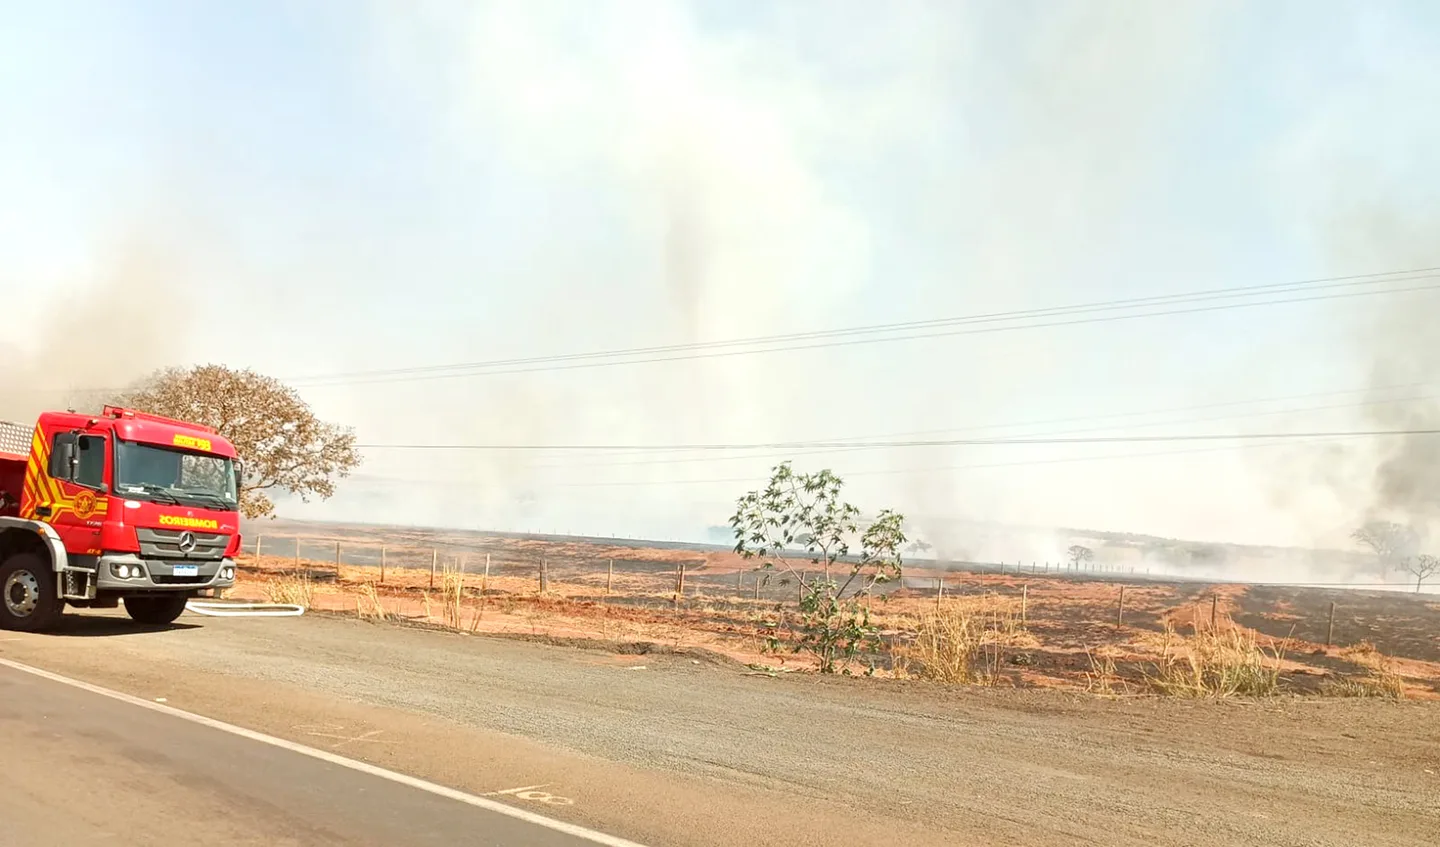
[[136, 528, 230, 561]]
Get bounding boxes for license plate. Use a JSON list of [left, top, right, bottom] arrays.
[[173, 565, 199, 577]]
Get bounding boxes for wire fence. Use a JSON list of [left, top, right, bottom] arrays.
[[243, 532, 1435, 596], [232, 532, 1440, 674]]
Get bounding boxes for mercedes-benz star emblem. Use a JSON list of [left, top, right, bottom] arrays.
[[177, 532, 198, 554]]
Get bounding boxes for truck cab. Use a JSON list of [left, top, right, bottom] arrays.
[[0, 405, 242, 631]]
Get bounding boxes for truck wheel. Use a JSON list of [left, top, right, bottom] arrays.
[[0, 553, 63, 632], [124, 594, 191, 626]]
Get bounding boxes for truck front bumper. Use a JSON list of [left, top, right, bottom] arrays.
[[94, 554, 237, 592]]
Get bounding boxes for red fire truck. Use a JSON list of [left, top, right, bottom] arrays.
[[0, 405, 241, 631]]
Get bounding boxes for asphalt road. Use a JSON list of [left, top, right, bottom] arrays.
[[1, 610, 1436, 846], [0, 661, 635, 847]]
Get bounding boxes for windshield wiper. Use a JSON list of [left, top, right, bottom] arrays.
[[125, 483, 181, 505], [176, 490, 232, 510]]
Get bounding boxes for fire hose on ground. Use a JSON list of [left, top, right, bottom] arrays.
[[183, 601, 306, 618]]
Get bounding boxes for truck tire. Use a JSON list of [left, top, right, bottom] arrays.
[[0, 553, 63, 632], [124, 594, 191, 626]]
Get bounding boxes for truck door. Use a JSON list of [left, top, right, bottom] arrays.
[[23, 427, 109, 556]]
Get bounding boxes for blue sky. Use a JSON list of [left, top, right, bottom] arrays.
[[4, 1, 1440, 555]]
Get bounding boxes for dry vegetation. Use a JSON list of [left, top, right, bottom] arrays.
[[1145, 625, 1285, 698], [232, 528, 1440, 701], [893, 594, 1034, 685], [1321, 641, 1407, 698], [264, 571, 314, 608]]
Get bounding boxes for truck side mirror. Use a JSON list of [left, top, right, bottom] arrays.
[[49, 433, 78, 481]]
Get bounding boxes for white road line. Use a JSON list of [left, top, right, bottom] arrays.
[[0, 656, 647, 847]]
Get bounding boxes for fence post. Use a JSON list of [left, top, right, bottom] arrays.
[[675, 563, 686, 607], [606, 559, 613, 595], [255, 534, 263, 560], [294, 537, 300, 567], [1326, 601, 1336, 647], [335, 541, 341, 578], [1116, 585, 1126, 630], [483, 554, 491, 596], [430, 549, 437, 590], [1021, 584, 1028, 627], [1210, 595, 1218, 630], [935, 577, 943, 609], [380, 546, 386, 584], [736, 567, 743, 592], [540, 556, 549, 594], [754, 572, 762, 600]]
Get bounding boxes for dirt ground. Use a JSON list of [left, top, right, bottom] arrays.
[[231, 524, 1440, 699]]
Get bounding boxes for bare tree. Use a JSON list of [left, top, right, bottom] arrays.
[[1066, 545, 1094, 570], [1351, 521, 1420, 575], [1402, 554, 1438, 593], [113, 365, 361, 519]]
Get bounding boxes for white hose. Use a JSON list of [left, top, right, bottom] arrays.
[[184, 601, 306, 617]]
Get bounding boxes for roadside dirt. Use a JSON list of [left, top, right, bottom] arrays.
[[2, 610, 1435, 846]]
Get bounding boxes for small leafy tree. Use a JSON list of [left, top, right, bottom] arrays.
[[1066, 545, 1094, 570], [1351, 521, 1419, 574], [730, 462, 905, 674], [1402, 554, 1438, 593], [112, 365, 361, 519]]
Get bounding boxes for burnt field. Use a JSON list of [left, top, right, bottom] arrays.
[[1237, 585, 1440, 664], [231, 520, 1440, 698]]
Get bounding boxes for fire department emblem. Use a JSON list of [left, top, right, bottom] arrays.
[[73, 490, 97, 520]]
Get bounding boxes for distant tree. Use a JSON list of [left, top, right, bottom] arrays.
[[1066, 545, 1094, 570], [1351, 521, 1420, 574], [1186, 544, 1224, 565], [731, 462, 905, 674], [1402, 554, 1438, 593], [113, 365, 361, 519]]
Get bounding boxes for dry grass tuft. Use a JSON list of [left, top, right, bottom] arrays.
[[894, 594, 1029, 685], [441, 565, 466, 630], [1322, 641, 1407, 699], [356, 582, 388, 621], [265, 572, 314, 608], [1147, 624, 1286, 698], [1085, 647, 1130, 695]]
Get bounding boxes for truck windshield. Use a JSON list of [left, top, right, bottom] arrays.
[[114, 438, 238, 509]]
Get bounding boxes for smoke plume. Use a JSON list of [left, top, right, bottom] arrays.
[[0, 240, 187, 424], [1343, 212, 1440, 539]]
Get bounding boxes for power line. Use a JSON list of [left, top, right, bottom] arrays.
[[357, 428, 1440, 451], [35, 266, 1440, 398], [506, 386, 1440, 470], [354, 428, 1367, 490], [288, 267, 1440, 387]]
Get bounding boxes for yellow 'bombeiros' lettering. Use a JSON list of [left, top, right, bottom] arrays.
[[158, 515, 220, 530], [172, 433, 213, 452]]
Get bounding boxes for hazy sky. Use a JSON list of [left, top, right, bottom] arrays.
[[4, 1, 1440, 554]]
